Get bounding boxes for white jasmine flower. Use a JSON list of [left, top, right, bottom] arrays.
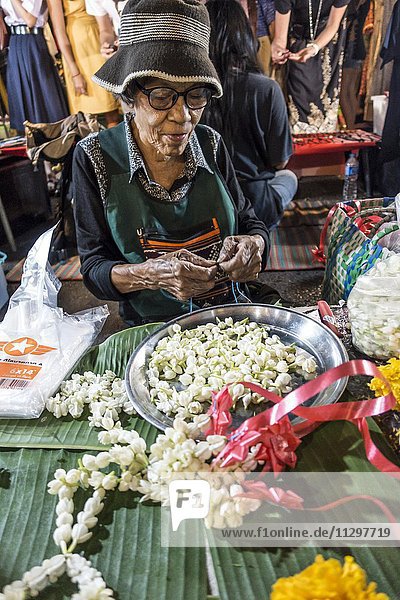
[[56, 513, 74, 527], [53, 523, 72, 546], [47, 479, 63, 495], [58, 485, 75, 499], [82, 454, 98, 471], [95, 452, 111, 469], [88, 471, 105, 490], [108, 445, 134, 467], [56, 498, 74, 516], [65, 469, 81, 485], [71, 523, 92, 545], [101, 473, 119, 491]]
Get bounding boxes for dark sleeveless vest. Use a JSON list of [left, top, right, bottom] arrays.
[[98, 124, 237, 320]]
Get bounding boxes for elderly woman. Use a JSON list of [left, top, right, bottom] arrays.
[[73, 0, 270, 325]]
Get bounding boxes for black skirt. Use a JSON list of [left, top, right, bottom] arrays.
[[7, 30, 69, 133], [286, 20, 347, 133]]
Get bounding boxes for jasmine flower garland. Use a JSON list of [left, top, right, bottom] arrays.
[[0, 373, 263, 599], [46, 370, 135, 429]]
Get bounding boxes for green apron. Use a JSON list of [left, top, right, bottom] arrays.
[[98, 123, 237, 320]]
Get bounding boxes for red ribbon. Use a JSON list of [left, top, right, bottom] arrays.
[[211, 359, 400, 476], [354, 215, 383, 236], [312, 201, 361, 265]]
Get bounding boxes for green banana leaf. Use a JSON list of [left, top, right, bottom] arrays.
[[0, 324, 163, 450], [0, 448, 207, 600]]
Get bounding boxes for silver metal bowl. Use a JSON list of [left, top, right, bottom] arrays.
[[125, 304, 349, 432]]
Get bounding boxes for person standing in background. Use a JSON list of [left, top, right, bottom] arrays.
[[257, 0, 276, 74], [0, 0, 68, 133], [340, 0, 370, 129], [272, 0, 350, 133], [48, 0, 120, 127], [238, 0, 258, 34], [203, 0, 297, 230], [85, 0, 120, 57]]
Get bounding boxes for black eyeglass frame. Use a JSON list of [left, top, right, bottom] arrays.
[[135, 80, 213, 111]]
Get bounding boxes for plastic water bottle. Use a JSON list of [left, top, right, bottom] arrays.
[[343, 153, 359, 201]]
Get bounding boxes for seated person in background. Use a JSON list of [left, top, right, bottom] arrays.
[[73, 0, 270, 325], [202, 0, 297, 230]]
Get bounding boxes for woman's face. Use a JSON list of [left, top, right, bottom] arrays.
[[132, 77, 205, 160]]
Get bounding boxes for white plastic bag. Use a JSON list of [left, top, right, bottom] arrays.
[[0, 225, 108, 418], [348, 254, 400, 360]]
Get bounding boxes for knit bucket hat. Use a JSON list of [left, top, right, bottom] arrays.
[[93, 0, 222, 97]]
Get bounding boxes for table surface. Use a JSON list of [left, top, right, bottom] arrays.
[[0, 136, 27, 158], [293, 130, 381, 156]]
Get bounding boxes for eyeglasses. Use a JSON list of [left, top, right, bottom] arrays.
[[135, 81, 213, 111]]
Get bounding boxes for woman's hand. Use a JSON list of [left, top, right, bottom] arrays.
[[72, 73, 87, 96], [289, 46, 317, 63], [271, 40, 290, 65], [100, 38, 118, 59], [96, 14, 117, 59], [218, 235, 264, 282], [111, 249, 217, 301], [149, 250, 217, 300]]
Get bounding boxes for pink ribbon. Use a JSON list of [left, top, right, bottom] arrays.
[[238, 480, 399, 525], [212, 359, 400, 476], [240, 481, 304, 510], [205, 386, 233, 436]]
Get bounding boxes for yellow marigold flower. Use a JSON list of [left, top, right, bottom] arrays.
[[270, 555, 389, 600], [369, 357, 400, 410]]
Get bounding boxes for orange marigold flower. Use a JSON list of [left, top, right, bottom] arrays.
[[369, 357, 400, 410], [270, 555, 389, 600]]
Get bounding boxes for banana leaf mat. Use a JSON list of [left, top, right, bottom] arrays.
[[0, 325, 399, 599], [6, 255, 82, 283]]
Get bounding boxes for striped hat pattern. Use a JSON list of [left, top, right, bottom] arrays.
[[93, 0, 223, 97]]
